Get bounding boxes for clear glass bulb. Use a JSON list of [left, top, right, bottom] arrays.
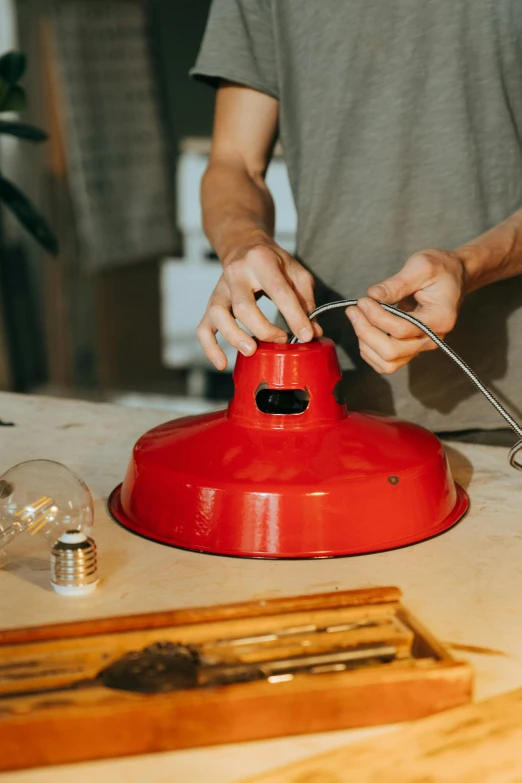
[[0, 460, 94, 563]]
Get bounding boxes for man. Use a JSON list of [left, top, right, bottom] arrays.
[[191, 0, 522, 437]]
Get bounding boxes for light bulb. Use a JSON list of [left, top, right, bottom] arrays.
[[0, 459, 94, 563]]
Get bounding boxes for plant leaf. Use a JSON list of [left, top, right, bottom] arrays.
[[0, 52, 26, 85], [0, 85, 27, 112], [0, 175, 59, 255], [0, 120, 47, 142]]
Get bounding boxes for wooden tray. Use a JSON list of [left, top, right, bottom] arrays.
[[0, 586, 472, 771]]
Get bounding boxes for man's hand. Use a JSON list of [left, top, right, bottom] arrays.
[[197, 239, 322, 370], [198, 83, 322, 370], [346, 249, 468, 374]]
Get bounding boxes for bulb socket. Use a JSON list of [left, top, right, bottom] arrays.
[[50, 529, 98, 595]]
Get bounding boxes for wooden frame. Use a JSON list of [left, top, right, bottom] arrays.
[[0, 587, 472, 771]]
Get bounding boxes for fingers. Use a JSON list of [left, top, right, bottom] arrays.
[[367, 253, 438, 305], [288, 265, 323, 338], [197, 245, 322, 368], [225, 247, 316, 342], [255, 263, 315, 342], [197, 283, 258, 370], [359, 341, 409, 375], [224, 255, 288, 342], [287, 265, 315, 313], [311, 320, 324, 338], [357, 297, 424, 339], [361, 294, 456, 341], [229, 281, 289, 342], [360, 249, 465, 373], [346, 305, 435, 374], [358, 296, 453, 339], [208, 301, 259, 354], [197, 318, 229, 371], [198, 303, 256, 369], [367, 252, 463, 331]]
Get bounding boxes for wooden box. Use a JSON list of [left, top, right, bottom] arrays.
[[0, 586, 472, 771]]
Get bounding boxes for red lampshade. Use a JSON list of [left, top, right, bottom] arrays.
[[109, 339, 468, 558]]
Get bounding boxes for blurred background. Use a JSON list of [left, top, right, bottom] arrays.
[[0, 0, 296, 414]]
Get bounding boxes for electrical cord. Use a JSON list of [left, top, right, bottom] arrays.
[[289, 299, 522, 471]]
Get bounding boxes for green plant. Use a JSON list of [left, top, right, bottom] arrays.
[[0, 50, 58, 255]]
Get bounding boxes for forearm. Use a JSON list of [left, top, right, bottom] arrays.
[[457, 207, 522, 293], [196, 84, 317, 364], [201, 157, 276, 266]]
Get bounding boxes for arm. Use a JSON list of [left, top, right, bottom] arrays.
[[346, 208, 522, 374], [197, 83, 320, 370]]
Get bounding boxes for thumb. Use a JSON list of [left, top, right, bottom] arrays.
[[367, 275, 409, 304], [368, 258, 428, 304]]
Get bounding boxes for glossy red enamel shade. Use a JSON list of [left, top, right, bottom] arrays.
[[109, 338, 468, 558]]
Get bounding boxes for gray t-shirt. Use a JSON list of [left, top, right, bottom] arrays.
[[192, 0, 522, 432]]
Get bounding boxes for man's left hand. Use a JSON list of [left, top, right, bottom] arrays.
[[346, 249, 468, 374]]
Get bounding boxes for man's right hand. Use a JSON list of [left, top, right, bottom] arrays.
[[197, 83, 321, 369], [197, 239, 322, 370]]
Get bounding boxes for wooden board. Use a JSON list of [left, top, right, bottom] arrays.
[[240, 687, 522, 782], [0, 587, 472, 772]]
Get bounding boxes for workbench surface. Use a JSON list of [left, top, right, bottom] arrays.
[[1, 391, 521, 782]]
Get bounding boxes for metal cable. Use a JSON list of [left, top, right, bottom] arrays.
[[289, 299, 522, 471]]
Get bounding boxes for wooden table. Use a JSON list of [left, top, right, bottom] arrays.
[[1, 391, 522, 782]]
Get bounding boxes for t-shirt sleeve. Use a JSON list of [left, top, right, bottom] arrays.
[[190, 0, 279, 99]]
